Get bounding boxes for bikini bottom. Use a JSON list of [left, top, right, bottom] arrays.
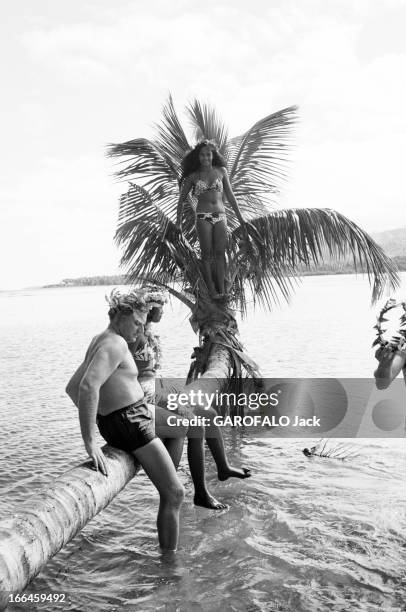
[[196, 212, 227, 225]]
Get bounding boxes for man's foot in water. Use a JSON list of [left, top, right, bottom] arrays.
[[194, 492, 229, 510], [217, 466, 252, 481]]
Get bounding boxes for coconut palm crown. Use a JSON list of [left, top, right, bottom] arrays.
[[108, 96, 398, 376]]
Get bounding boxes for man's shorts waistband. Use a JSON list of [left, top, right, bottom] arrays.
[[97, 397, 146, 420]]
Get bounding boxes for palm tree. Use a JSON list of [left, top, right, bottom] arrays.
[[108, 95, 399, 398]]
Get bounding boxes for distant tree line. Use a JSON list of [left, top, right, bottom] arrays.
[[300, 255, 406, 276], [393, 255, 406, 270], [44, 275, 130, 287], [43, 256, 406, 288]]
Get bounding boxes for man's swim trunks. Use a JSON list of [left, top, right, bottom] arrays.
[[96, 399, 155, 452]]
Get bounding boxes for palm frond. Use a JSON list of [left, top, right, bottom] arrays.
[[119, 188, 208, 295], [186, 99, 228, 154], [222, 194, 270, 231], [107, 137, 179, 201], [154, 94, 191, 178], [229, 208, 399, 304], [115, 183, 187, 285], [227, 106, 297, 203], [227, 243, 297, 317], [303, 440, 360, 461]]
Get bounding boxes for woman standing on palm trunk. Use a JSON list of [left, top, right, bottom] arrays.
[[175, 140, 246, 300]]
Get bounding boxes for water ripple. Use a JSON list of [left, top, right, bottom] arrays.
[[2, 282, 406, 611]]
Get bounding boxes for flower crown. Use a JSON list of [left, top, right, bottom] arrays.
[[142, 287, 168, 308], [196, 138, 218, 149], [105, 288, 148, 314]]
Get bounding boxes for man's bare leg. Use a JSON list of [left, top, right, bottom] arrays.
[[133, 438, 184, 551], [154, 406, 227, 508]]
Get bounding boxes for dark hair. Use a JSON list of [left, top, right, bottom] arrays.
[[181, 140, 227, 182], [147, 306, 162, 322]]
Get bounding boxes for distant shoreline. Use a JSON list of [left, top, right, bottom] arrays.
[[42, 270, 356, 288], [41, 258, 406, 289]]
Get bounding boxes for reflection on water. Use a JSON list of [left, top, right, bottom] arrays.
[[1, 276, 406, 611]]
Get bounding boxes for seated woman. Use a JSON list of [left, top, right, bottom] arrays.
[[129, 295, 251, 510], [175, 140, 246, 300]]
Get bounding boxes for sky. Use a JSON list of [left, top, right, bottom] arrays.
[[1, 0, 405, 289]]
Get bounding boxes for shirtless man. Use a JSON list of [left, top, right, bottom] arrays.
[[65, 290, 184, 552]]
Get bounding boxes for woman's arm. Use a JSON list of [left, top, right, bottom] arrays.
[[374, 345, 406, 389], [221, 167, 244, 225], [175, 175, 194, 229]]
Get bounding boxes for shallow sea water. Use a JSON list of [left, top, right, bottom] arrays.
[[1, 275, 405, 611]]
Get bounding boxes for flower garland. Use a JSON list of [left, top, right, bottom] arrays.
[[143, 323, 163, 370], [140, 286, 167, 369], [372, 298, 406, 351]]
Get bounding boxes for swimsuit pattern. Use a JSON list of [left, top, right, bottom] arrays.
[[196, 211, 227, 225], [129, 324, 162, 404], [192, 173, 227, 226], [193, 175, 224, 197]]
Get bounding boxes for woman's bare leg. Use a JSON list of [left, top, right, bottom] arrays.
[[155, 405, 227, 509], [194, 407, 252, 481], [212, 220, 228, 295], [196, 218, 216, 295], [186, 432, 228, 509], [205, 436, 252, 480]]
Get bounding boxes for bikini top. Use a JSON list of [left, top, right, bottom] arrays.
[[193, 173, 224, 198]]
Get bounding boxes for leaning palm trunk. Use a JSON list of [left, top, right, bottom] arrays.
[[0, 448, 139, 611], [183, 344, 233, 414]]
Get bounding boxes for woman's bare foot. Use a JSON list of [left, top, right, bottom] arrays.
[[194, 492, 229, 509], [218, 467, 251, 481]]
